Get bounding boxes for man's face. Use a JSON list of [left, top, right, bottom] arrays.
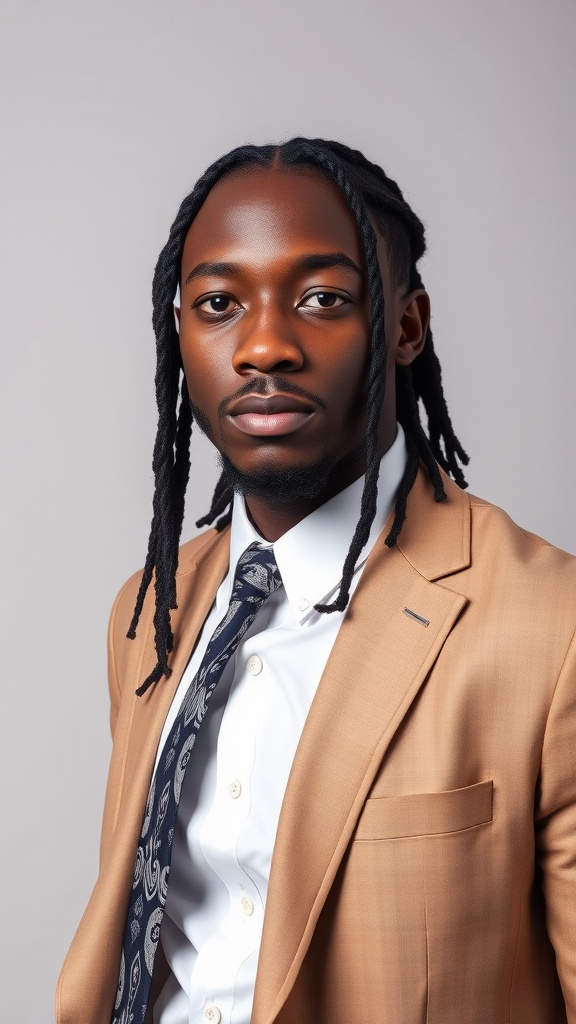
[[178, 166, 401, 505]]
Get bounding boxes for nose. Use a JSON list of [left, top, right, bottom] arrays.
[[232, 309, 304, 375]]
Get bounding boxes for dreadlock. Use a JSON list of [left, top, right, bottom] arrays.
[[129, 138, 469, 695]]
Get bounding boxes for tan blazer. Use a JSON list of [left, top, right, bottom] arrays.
[[56, 469, 576, 1024]]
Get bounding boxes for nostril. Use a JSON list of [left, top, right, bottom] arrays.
[[274, 358, 300, 372], [232, 337, 304, 373]]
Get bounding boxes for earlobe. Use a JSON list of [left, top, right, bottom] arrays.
[[395, 289, 430, 366]]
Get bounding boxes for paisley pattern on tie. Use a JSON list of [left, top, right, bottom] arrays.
[[112, 544, 282, 1024]]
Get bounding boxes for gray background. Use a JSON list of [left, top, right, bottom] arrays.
[[1, 0, 575, 1019]]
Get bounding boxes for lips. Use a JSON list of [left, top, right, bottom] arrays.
[[226, 393, 316, 437]]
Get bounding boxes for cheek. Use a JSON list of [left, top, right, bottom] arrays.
[[326, 332, 370, 399], [179, 338, 231, 414]]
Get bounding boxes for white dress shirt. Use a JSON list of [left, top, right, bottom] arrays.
[[154, 426, 407, 1024]]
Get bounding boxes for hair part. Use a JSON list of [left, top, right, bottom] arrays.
[[128, 138, 469, 695]]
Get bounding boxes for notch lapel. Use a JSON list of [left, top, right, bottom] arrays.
[[111, 528, 232, 842], [252, 470, 471, 1024]]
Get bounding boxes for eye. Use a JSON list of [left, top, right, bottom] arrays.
[[194, 293, 240, 317], [300, 291, 347, 310]]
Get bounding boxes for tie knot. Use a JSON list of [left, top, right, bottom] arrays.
[[233, 543, 282, 602]]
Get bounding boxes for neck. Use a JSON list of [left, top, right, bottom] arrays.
[[244, 487, 345, 543], [233, 416, 397, 543], [243, 447, 386, 544]]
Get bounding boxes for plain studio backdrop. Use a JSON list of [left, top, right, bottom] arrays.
[[1, 0, 575, 1018]]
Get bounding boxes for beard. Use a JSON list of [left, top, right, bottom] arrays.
[[188, 390, 365, 506], [217, 450, 336, 505]]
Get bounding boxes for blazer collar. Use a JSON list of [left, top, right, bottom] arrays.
[[251, 467, 471, 1024], [395, 465, 471, 581]]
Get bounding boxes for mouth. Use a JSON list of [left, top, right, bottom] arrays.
[[225, 393, 316, 437]]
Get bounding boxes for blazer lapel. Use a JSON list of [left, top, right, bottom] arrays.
[[252, 470, 471, 1024], [108, 527, 231, 877]]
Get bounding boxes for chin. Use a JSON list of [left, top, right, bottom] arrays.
[[218, 452, 335, 504]]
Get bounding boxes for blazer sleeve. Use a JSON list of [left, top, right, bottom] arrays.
[[107, 578, 129, 740], [536, 622, 576, 1021], [98, 566, 149, 868], [105, 562, 152, 738]]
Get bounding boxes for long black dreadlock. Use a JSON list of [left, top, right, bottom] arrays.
[[127, 138, 469, 695]]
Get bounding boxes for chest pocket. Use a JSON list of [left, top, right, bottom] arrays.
[[353, 779, 493, 840]]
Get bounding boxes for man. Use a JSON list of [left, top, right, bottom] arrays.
[[56, 139, 576, 1024]]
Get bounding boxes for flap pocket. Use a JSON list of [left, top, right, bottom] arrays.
[[354, 779, 493, 840]]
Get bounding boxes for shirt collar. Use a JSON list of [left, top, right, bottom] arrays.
[[222, 423, 408, 623]]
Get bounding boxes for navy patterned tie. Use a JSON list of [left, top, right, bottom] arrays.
[[113, 544, 282, 1024]]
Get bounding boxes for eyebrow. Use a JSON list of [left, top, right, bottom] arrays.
[[184, 261, 238, 286], [183, 251, 364, 288], [294, 252, 364, 277]]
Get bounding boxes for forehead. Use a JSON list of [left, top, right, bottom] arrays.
[[181, 165, 364, 271]]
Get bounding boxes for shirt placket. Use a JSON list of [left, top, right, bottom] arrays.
[[187, 601, 274, 1024]]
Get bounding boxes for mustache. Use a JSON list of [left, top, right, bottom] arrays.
[[218, 375, 326, 419]]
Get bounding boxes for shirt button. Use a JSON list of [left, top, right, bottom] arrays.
[[299, 598, 310, 611], [203, 1005, 221, 1023], [247, 655, 263, 676], [241, 894, 254, 916], [228, 778, 242, 799]]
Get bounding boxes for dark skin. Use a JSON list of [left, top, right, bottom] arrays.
[[177, 166, 430, 541]]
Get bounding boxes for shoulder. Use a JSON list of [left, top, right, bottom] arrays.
[[109, 527, 226, 657], [467, 490, 576, 587], [400, 468, 576, 655], [446, 487, 576, 669], [397, 466, 576, 601]]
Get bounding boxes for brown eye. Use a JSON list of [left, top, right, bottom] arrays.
[[302, 292, 346, 310], [195, 294, 239, 316], [207, 295, 231, 313]]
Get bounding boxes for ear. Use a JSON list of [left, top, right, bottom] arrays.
[[173, 304, 181, 332], [395, 289, 430, 366]]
